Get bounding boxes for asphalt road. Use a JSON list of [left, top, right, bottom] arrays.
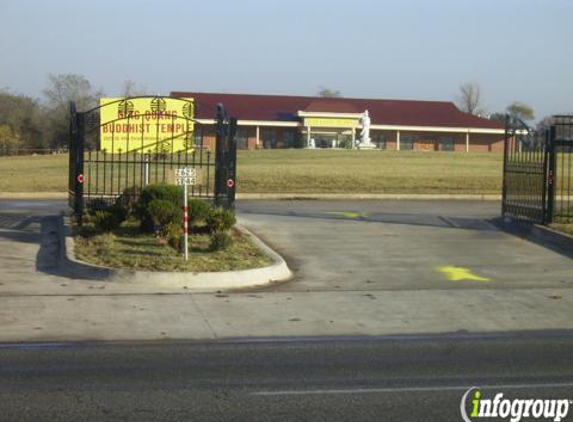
[[1, 333, 573, 422]]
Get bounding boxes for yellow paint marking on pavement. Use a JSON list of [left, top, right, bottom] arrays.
[[438, 266, 492, 282], [325, 211, 369, 219]]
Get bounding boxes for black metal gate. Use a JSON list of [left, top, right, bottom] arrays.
[[68, 96, 237, 222], [502, 115, 573, 225], [549, 116, 573, 224]]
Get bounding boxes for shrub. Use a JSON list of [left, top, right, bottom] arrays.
[[147, 199, 182, 230], [187, 199, 211, 229], [86, 198, 110, 214], [134, 184, 183, 232], [206, 207, 236, 233], [93, 211, 118, 232], [210, 230, 233, 251], [164, 223, 183, 252], [116, 186, 140, 213], [92, 204, 128, 232]]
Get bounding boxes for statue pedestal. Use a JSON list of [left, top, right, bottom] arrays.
[[358, 143, 377, 150]]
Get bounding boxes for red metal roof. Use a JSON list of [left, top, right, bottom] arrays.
[[170, 91, 503, 129]]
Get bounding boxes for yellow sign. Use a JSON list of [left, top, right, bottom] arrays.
[[304, 117, 358, 128], [99, 97, 195, 153]]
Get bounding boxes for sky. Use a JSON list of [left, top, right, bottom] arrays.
[[1, 0, 572, 120]]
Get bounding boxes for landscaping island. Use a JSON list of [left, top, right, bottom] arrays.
[[73, 184, 272, 273]]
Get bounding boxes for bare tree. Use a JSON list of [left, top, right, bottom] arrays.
[[42, 73, 104, 148], [456, 82, 483, 115], [317, 86, 341, 98], [122, 79, 149, 97]]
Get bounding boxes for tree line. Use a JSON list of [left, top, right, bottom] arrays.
[[0, 74, 146, 155], [455, 81, 544, 128]]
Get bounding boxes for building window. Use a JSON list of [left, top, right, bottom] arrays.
[[440, 138, 454, 151], [193, 127, 203, 148], [283, 130, 295, 148], [373, 134, 386, 149], [262, 130, 277, 149], [236, 128, 249, 149], [401, 134, 415, 150]]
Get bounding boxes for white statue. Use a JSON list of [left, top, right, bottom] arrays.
[[360, 110, 371, 146]]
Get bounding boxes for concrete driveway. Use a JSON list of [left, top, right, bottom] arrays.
[[237, 200, 573, 292]]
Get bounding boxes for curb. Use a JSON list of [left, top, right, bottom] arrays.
[[495, 217, 573, 258], [236, 193, 501, 201], [59, 215, 292, 291], [1, 192, 501, 201]]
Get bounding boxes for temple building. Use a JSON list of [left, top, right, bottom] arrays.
[[170, 92, 504, 152]]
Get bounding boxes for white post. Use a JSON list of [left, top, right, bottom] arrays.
[[396, 130, 401, 151], [144, 155, 150, 186], [183, 184, 188, 261], [256, 126, 260, 149], [351, 127, 356, 149], [466, 131, 470, 153], [306, 126, 312, 148]]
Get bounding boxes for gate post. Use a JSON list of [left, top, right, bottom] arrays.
[[501, 114, 510, 217], [546, 124, 556, 224], [74, 112, 86, 225], [227, 117, 237, 210], [214, 103, 227, 208]]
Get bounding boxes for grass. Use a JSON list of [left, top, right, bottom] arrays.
[[0, 150, 504, 194], [549, 223, 573, 236], [74, 221, 273, 272]]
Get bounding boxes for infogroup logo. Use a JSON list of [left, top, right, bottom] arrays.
[[460, 387, 571, 422]]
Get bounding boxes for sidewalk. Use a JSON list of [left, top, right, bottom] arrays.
[[0, 199, 571, 343], [1, 288, 572, 342]]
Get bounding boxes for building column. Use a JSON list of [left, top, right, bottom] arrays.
[[466, 131, 470, 153], [396, 130, 401, 151], [306, 126, 312, 148], [351, 127, 356, 149], [256, 126, 260, 149]]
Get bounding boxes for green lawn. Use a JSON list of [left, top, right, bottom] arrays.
[[0, 150, 504, 194]]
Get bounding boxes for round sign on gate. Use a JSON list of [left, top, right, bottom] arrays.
[[227, 179, 235, 188], [77, 174, 85, 184]]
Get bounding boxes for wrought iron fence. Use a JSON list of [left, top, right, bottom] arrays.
[[550, 116, 573, 224], [502, 117, 549, 223], [69, 97, 236, 222], [502, 114, 573, 225]]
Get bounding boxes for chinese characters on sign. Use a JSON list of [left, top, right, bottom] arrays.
[[99, 97, 195, 153]]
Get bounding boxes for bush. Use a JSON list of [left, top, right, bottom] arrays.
[[187, 199, 211, 229], [206, 207, 236, 233], [134, 184, 183, 232], [210, 230, 233, 251], [116, 186, 140, 213], [93, 210, 121, 232], [164, 223, 183, 252], [147, 199, 183, 230], [86, 198, 110, 214], [91, 202, 128, 232]]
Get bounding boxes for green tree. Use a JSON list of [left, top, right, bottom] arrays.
[[488, 112, 506, 123], [0, 91, 45, 151], [506, 102, 535, 122], [42, 73, 104, 148], [0, 124, 20, 155], [317, 86, 341, 98]]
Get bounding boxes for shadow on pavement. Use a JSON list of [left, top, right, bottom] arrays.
[[238, 208, 499, 232]]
